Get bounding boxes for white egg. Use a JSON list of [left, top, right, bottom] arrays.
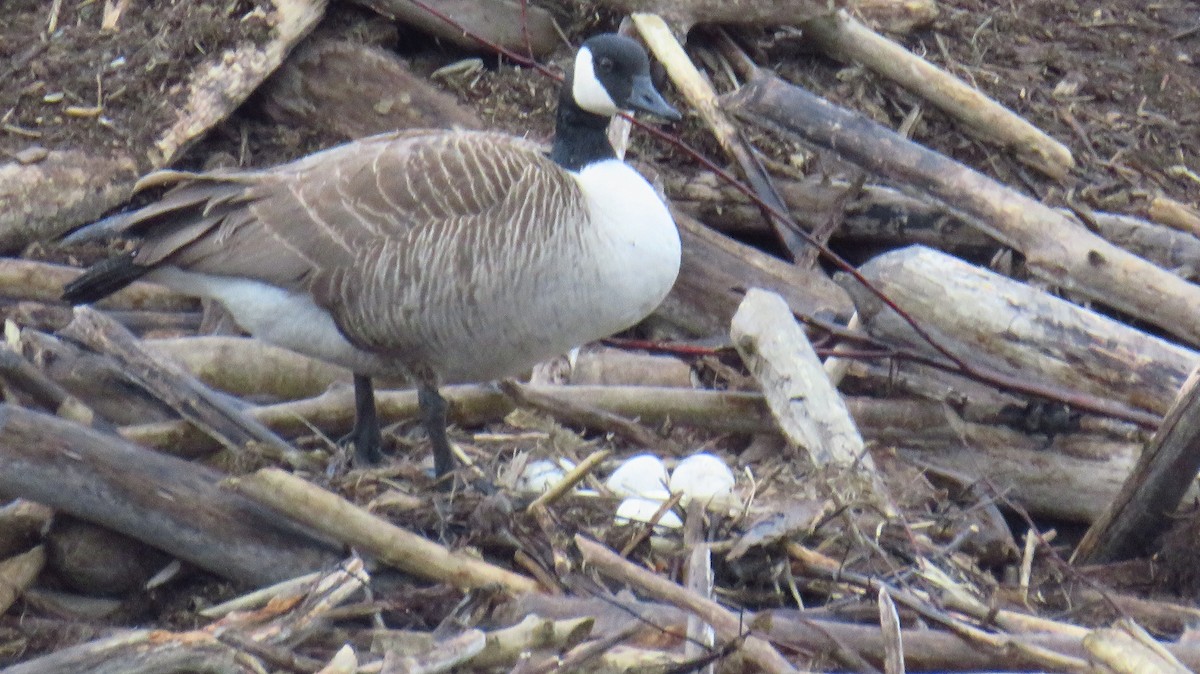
[[516, 458, 573, 494], [669, 453, 736, 508], [614, 497, 683, 529], [605, 454, 670, 500]]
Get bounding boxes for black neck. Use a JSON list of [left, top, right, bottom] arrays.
[[549, 86, 616, 171]]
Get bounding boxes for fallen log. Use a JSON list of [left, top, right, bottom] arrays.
[[727, 73, 1200, 347], [1075, 366, 1200, 563], [0, 404, 344, 587], [802, 10, 1073, 180], [259, 38, 484, 140], [0, 151, 137, 255], [844, 245, 1198, 417], [663, 209, 852, 337], [351, 0, 560, 57], [59, 308, 301, 463]]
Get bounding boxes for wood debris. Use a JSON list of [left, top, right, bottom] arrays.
[[3, 0, 1200, 672]]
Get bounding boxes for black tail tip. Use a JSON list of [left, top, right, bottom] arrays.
[[62, 253, 146, 305]]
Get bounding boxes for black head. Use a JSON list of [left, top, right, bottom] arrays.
[[570, 34, 680, 120]]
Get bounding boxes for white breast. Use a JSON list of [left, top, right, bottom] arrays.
[[400, 159, 681, 383], [572, 159, 682, 326]]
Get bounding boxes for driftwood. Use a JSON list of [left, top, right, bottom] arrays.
[[0, 547, 44, 616], [59, 308, 301, 463], [0, 500, 52, 560], [4, 560, 365, 674], [1090, 210, 1200, 278], [500, 380, 684, 456], [0, 259, 194, 312], [669, 172, 1200, 279], [0, 0, 325, 252], [664, 209, 852, 336], [119, 385, 775, 456], [228, 468, 540, 594], [0, 404, 343, 586], [885, 404, 1152, 523], [1075, 367, 1200, 563], [556, 346, 695, 388], [105, 375, 1142, 521], [803, 10, 1073, 180], [350, 0, 560, 57], [727, 73, 1200, 347], [146, 336, 350, 400], [18, 329, 179, 427], [0, 343, 98, 427], [8, 302, 203, 336], [595, 0, 936, 34], [731, 289, 893, 512], [149, 0, 326, 168], [844, 245, 1197, 417], [576, 535, 800, 674], [1147, 193, 1200, 238], [596, 0, 826, 32], [259, 38, 484, 140], [0, 150, 137, 255], [634, 14, 804, 260]]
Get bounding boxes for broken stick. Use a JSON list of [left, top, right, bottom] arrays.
[[731, 288, 894, 514], [803, 10, 1074, 180], [1073, 366, 1200, 563], [726, 73, 1200, 347]]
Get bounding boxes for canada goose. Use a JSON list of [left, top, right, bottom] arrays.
[[62, 34, 682, 477]]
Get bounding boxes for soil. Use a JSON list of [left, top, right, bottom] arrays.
[[0, 0, 272, 168], [771, 1, 1200, 212]]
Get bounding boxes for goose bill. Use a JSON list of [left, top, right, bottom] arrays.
[[627, 75, 680, 120]]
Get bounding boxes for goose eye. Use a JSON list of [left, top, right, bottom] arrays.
[[598, 57, 614, 73]]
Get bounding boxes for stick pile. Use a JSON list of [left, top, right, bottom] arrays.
[[2, 0, 1199, 671]]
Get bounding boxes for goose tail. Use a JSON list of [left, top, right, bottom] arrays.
[[62, 252, 149, 305]]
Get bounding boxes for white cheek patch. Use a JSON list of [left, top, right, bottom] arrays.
[[573, 48, 619, 116]]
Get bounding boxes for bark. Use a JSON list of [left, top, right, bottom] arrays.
[[727, 73, 1200, 347], [350, 0, 560, 56], [803, 10, 1073, 179], [259, 38, 484, 140], [1075, 367, 1200, 563], [846, 245, 1198, 417], [0, 404, 344, 587]]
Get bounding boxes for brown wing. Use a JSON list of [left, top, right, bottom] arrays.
[[119, 129, 585, 351]]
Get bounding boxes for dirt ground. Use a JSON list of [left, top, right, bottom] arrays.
[[1, 0, 273, 168], [2, 0, 1200, 667], [5, 1, 1194, 206]]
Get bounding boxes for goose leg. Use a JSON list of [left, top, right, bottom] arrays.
[[417, 384, 455, 478], [343, 374, 383, 464]]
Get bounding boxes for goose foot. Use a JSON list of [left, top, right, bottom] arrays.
[[341, 374, 384, 465], [418, 384, 456, 480]]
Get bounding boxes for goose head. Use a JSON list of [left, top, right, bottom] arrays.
[[570, 34, 680, 121]]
